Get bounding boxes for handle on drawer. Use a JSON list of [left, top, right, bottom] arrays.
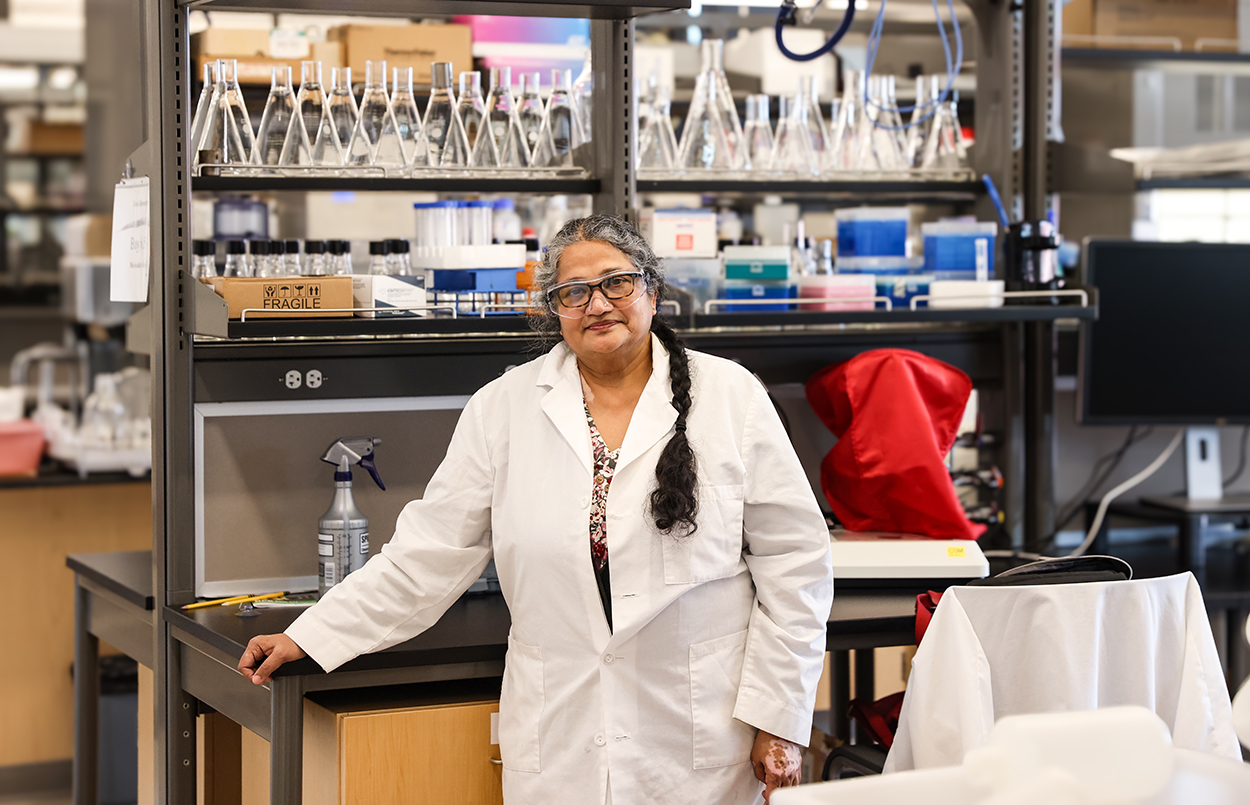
[[489, 758, 503, 766]]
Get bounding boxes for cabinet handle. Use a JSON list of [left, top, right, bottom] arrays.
[[489, 758, 503, 766]]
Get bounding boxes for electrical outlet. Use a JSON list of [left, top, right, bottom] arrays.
[[306, 369, 323, 389], [285, 370, 302, 389]]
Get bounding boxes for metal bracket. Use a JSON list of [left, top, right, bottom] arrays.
[[184, 272, 228, 338], [126, 305, 154, 356]]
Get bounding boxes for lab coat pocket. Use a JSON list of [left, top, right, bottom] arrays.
[[689, 629, 756, 769], [500, 635, 544, 773], [663, 484, 745, 585]]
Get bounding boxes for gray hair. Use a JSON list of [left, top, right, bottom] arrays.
[[531, 215, 666, 338]]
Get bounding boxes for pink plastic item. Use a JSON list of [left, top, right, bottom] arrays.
[[0, 420, 46, 477], [796, 275, 876, 311]]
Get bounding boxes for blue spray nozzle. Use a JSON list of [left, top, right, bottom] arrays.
[[322, 437, 386, 490]]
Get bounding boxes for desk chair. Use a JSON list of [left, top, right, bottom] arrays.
[[885, 572, 1241, 771]]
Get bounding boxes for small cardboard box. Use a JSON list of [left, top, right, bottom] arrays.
[[1093, 0, 1237, 50], [351, 275, 429, 318], [191, 29, 271, 60], [639, 208, 718, 259], [194, 40, 342, 85], [329, 24, 473, 86], [206, 276, 353, 320], [1063, 0, 1095, 39], [22, 121, 84, 156]]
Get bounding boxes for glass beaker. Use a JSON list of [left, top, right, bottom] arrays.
[[531, 69, 582, 168], [744, 94, 775, 172], [417, 62, 471, 169], [571, 51, 593, 144], [195, 60, 247, 168], [390, 67, 422, 166], [458, 72, 488, 152], [772, 94, 819, 176], [475, 67, 529, 169], [517, 72, 546, 160], [253, 66, 296, 166], [328, 67, 359, 156], [220, 60, 256, 162], [797, 75, 830, 172], [189, 62, 216, 163], [638, 78, 679, 171], [345, 60, 403, 168]]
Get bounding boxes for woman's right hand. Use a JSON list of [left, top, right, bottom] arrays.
[[237, 633, 307, 685]]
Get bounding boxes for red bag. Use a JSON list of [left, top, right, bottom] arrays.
[[847, 691, 907, 748], [915, 590, 944, 645], [806, 349, 986, 540]]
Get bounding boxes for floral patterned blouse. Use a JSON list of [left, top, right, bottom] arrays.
[[585, 401, 619, 632]]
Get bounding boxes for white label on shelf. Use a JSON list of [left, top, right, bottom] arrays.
[[110, 177, 150, 303], [975, 238, 989, 283]]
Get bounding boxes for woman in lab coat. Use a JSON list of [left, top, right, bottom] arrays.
[[238, 215, 834, 804]]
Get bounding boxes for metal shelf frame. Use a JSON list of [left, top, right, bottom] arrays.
[[194, 175, 602, 195], [135, 1, 1058, 803]]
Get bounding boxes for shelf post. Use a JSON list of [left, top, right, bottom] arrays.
[[591, 18, 636, 218]]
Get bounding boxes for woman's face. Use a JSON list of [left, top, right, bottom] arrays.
[[551, 240, 656, 365]]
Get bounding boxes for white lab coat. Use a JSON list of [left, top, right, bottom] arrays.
[[884, 573, 1241, 772], [286, 334, 834, 805]]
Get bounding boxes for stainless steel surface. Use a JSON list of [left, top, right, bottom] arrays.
[[82, 578, 156, 667]]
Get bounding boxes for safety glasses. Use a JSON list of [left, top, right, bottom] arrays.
[[546, 271, 647, 318]]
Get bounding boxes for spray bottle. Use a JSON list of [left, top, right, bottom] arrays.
[[318, 437, 385, 597]]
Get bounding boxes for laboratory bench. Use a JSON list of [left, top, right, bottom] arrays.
[[0, 460, 149, 489], [69, 549, 931, 803]]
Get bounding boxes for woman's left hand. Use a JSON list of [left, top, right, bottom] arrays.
[[751, 730, 803, 803]]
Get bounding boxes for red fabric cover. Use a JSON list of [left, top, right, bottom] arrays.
[[806, 348, 986, 540], [915, 590, 944, 646]]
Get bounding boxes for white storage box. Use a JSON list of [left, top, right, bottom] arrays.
[[351, 275, 429, 318], [928, 280, 1005, 310], [640, 208, 718, 258], [409, 244, 526, 270]]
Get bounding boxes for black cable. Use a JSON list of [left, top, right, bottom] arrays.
[[1224, 426, 1249, 487]]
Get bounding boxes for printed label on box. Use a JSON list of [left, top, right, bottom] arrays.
[[947, 546, 967, 558], [676, 234, 694, 250], [263, 281, 323, 310]]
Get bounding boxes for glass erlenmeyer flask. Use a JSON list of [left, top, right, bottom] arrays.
[[282, 61, 342, 167], [703, 40, 749, 170], [417, 62, 471, 169], [220, 60, 256, 161], [390, 67, 422, 166], [638, 79, 679, 171], [345, 60, 403, 168], [517, 72, 546, 159], [195, 61, 247, 168], [189, 61, 216, 162], [571, 51, 593, 144], [328, 67, 359, 155], [830, 70, 872, 172], [921, 78, 968, 169], [866, 75, 905, 172], [253, 66, 296, 166], [904, 75, 931, 168], [458, 72, 487, 151], [532, 69, 583, 168], [677, 59, 735, 171], [878, 75, 909, 168], [771, 95, 819, 176], [797, 76, 830, 172], [743, 94, 775, 172], [474, 67, 528, 169]]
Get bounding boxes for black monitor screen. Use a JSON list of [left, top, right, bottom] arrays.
[[1080, 240, 1250, 425]]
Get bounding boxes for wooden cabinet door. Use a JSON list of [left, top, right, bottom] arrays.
[[305, 698, 502, 805]]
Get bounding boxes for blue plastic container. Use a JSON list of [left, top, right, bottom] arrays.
[[835, 207, 909, 257], [426, 267, 519, 293], [922, 222, 997, 281], [721, 280, 792, 313], [875, 273, 933, 310], [836, 255, 924, 276]]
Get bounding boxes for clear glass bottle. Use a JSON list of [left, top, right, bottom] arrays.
[[223, 240, 250, 277], [797, 75, 830, 172], [390, 67, 422, 166], [458, 72, 488, 152], [474, 67, 529, 169], [328, 67, 359, 156], [253, 66, 296, 166], [571, 51, 593, 144], [221, 59, 256, 162], [532, 68, 583, 168], [345, 60, 402, 169], [369, 240, 392, 275], [189, 62, 217, 163], [248, 239, 269, 276], [303, 240, 329, 276], [743, 94, 775, 172], [191, 240, 216, 279], [517, 72, 546, 160], [417, 62, 471, 169], [638, 77, 679, 171], [266, 240, 285, 277], [283, 240, 303, 275], [334, 241, 353, 275], [391, 239, 414, 276], [81, 373, 129, 448], [195, 60, 247, 169]]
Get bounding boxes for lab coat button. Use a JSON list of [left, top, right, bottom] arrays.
[[603, 653, 615, 664], [594, 733, 607, 746]]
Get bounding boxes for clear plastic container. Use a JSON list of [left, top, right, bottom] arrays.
[[835, 207, 910, 257], [414, 201, 458, 250], [664, 258, 723, 312], [922, 221, 998, 281], [464, 200, 493, 246]]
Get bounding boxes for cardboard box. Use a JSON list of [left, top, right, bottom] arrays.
[[639, 208, 719, 259], [1063, 0, 1095, 38], [351, 275, 429, 318], [1093, 0, 1238, 50], [20, 121, 84, 156], [329, 24, 473, 86], [206, 276, 353, 319], [191, 29, 271, 60], [195, 40, 342, 85]]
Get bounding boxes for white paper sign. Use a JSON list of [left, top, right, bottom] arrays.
[[110, 177, 150, 303]]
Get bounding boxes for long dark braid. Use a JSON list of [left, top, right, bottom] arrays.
[[649, 316, 698, 537]]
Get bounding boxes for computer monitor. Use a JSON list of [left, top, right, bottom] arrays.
[[1080, 240, 1250, 508]]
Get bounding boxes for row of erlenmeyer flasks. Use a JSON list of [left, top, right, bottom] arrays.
[[189, 58, 594, 176], [636, 39, 968, 178]]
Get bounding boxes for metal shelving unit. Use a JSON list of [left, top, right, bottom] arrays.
[[1061, 47, 1250, 76], [133, 1, 1059, 802], [1137, 177, 1250, 190], [636, 178, 983, 199]]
